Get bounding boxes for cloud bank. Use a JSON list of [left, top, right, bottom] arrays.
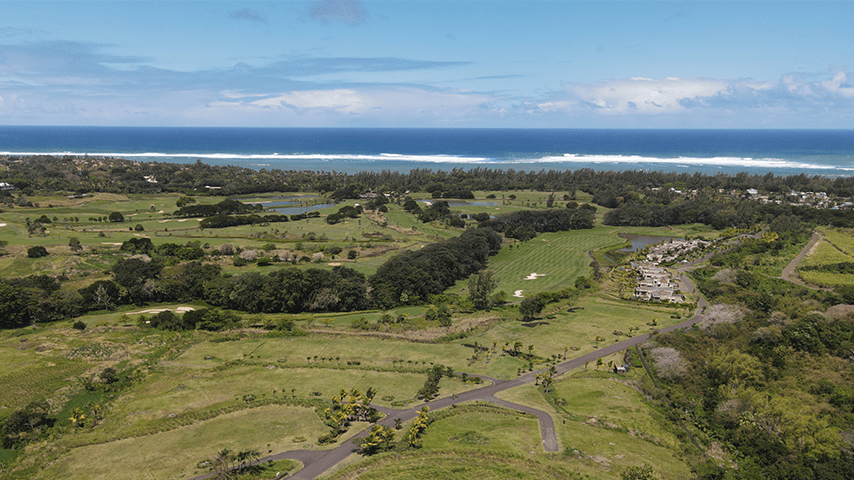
[[1, 37, 854, 127]]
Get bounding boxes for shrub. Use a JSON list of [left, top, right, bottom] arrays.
[[72, 320, 86, 330], [648, 346, 688, 381], [108, 212, 125, 223], [27, 246, 49, 258]]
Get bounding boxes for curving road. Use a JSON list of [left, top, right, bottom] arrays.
[[191, 254, 716, 480], [246, 298, 708, 480]]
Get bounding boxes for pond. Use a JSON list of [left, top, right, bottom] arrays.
[[615, 234, 683, 253], [417, 200, 499, 207], [236, 196, 319, 207], [269, 204, 335, 215]]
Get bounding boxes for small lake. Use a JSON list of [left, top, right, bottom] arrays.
[[269, 204, 335, 215], [237, 195, 318, 206], [417, 200, 499, 207], [615, 234, 684, 253]]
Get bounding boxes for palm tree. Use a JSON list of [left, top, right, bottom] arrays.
[[69, 408, 86, 427]]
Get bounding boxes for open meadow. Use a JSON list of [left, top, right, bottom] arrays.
[[799, 227, 854, 287], [0, 190, 701, 480]]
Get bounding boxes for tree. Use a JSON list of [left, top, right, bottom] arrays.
[[68, 237, 82, 253], [426, 304, 452, 326], [27, 246, 49, 258], [176, 196, 196, 208], [1, 400, 54, 448], [108, 211, 125, 223], [519, 296, 546, 320], [99, 367, 119, 388], [0, 281, 29, 329], [359, 424, 395, 455], [468, 270, 499, 310]]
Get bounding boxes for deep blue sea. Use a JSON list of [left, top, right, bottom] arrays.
[[1, 126, 853, 177]]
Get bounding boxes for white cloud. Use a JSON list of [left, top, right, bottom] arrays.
[[228, 87, 491, 117], [252, 89, 366, 112], [563, 77, 729, 114], [821, 70, 854, 98]]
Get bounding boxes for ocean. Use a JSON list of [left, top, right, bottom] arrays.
[[1, 126, 853, 177]]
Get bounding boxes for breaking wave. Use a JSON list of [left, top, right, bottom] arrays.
[[0, 151, 840, 171]]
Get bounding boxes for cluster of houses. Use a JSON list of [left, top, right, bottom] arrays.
[[653, 185, 852, 210], [644, 238, 710, 264], [631, 261, 686, 303], [743, 188, 850, 209]]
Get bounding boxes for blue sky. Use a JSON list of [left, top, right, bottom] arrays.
[[1, 1, 853, 128]]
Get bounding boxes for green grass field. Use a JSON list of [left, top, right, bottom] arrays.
[[41, 404, 323, 480], [329, 371, 691, 480], [0, 190, 708, 480], [800, 229, 854, 287]]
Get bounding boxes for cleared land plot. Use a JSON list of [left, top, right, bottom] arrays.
[[328, 406, 576, 480], [175, 335, 525, 381], [42, 405, 325, 480], [467, 294, 684, 364], [102, 365, 437, 428], [800, 235, 854, 287], [496, 373, 690, 479]]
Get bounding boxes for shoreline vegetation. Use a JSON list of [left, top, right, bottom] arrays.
[[0, 155, 853, 480]]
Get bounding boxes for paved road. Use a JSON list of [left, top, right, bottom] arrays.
[[192, 248, 724, 480], [266, 307, 710, 480]]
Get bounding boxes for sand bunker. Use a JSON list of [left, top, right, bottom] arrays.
[[0, 223, 6, 227], [328, 262, 341, 266], [524, 273, 547, 280], [101, 242, 123, 246], [513, 290, 524, 298]]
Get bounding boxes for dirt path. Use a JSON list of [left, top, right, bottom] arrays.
[[780, 232, 826, 290]]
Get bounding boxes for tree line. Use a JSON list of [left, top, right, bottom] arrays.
[[0, 228, 502, 329], [7, 155, 854, 198]]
